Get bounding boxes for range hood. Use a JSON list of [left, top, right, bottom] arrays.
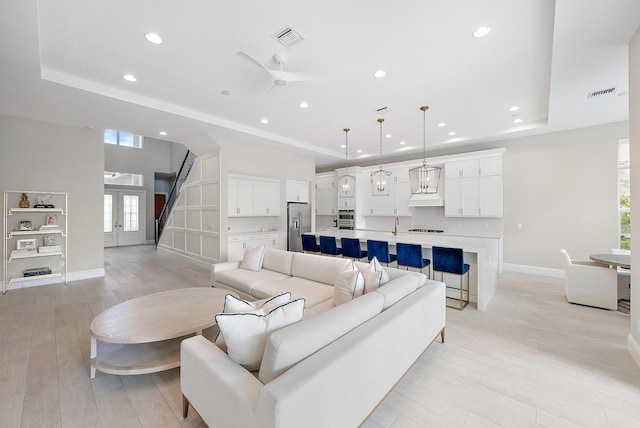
[[408, 192, 444, 207]]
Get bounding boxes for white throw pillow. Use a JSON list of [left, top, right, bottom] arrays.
[[215, 298, 305, 370], [239, 245, 266, 272], [363, 257, 390, 293], [333, 270, 364, 306], [223, 292, 291, 314]]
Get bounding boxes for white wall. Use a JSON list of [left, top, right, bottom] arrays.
[[629, 24, 640, 365], [0, 114, 104, 280]]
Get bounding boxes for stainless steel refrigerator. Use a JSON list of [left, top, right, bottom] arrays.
[[287, 202, 311, 252]]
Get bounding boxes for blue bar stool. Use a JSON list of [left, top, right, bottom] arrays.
[[432, 246, 470, 310], [340, 237, 368, 260], [319, 236, 342, 257], [301, 234, 320, 254], [396, 243, 431, 277], [366, 240, 397, 266]]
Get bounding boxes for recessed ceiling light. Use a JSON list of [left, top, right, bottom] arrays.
[[340, 144, 346, 148], [144, 32, 163, 45], [448, 131, 456, 136], [373, 70, 386, 78], [513, 118, 523, 124], [472, 26, 491, 38], [399, 141, 406, 145], [260, 118, 269, 124], [509, 105, 520, 112], [159, 131, 168, 136], [356, 149, 362, 153], [299, 102, 309, 108], [437, 122, 446, 127], [122, 74, 137, 82], [385, 134, 392, 138]]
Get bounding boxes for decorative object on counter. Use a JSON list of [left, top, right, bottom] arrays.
[[19, 220, 32, 231], [34, 194, 55, 208], [409, 105, 441, 195], [337, 128, 356, 198], [16, 238, 37, 252], [18, 193, 30, 208], [371, 118, 392, 196]]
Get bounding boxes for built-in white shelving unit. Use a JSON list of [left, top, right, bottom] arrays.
[[3, 190, 68, 293]]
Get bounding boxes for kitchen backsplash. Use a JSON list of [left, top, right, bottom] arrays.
[[228, 216, 283, 233]]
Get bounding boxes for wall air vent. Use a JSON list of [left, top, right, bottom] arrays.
[[272, 26, 305, 48], [587, 87, 616, 99]]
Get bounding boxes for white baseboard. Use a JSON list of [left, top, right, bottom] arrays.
[[145, 239, 155, 245], [502, 263, 564, 278], [629, 333, 640, 369]]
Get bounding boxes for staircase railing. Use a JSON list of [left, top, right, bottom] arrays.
[[155, 150, 197, 247]]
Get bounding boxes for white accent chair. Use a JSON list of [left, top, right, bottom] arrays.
[[560, 249, 618, 310]]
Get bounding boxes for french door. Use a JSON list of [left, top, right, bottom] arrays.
[[104, 190, 146, 247]]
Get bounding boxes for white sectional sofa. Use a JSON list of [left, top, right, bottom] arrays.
[[181, 248, 446, 428]]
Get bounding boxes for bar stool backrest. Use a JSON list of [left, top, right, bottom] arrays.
[[319, 236, 339, 255], [341, 237, 364, 259], [432, 246, 464, 274], [396, 243, 424, 269], [301, 234, 320, 252]]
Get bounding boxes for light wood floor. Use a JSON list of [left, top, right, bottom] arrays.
[[1, 246, 638, 428]]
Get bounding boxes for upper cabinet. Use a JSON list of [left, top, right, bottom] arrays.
[[228, 174, 281, 217], [444, 156, 503, 218], [286, 180, 310, 203], [315, 173, 338, 215]]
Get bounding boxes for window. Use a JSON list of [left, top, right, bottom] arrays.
[[618, 139, 630, 250], [104, 172, 143, 186], [104, 194, 113, 233], [123, 195, 139, 232], [104, 129, 143, 149]]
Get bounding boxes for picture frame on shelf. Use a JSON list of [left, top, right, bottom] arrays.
[[19, 220, 32, 231], [16, 238, 37, 251], [43, 235, 56, 246], [46, 214, 57, 225]]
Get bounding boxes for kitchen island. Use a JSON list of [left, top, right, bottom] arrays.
[[310, 229, 502, 311]]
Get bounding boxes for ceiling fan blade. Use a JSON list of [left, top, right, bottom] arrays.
[[237, 51, 273, 74], [270, 69, 328, 82]]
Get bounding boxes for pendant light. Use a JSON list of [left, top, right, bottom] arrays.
[[371, 118, 392, 196], [409, 106, 441, 195], [337, 128, 356, 198]]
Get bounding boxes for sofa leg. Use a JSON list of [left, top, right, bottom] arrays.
[[440, 327, 445, 343], [182, 395, 189, 418]]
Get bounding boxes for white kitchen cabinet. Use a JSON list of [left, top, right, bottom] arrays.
[[286, 180, 309, 203], [444, 156, 503, 217], [315, 175, 338, 215], [227, 232, 286, 262], [229, 175, 280, 217]]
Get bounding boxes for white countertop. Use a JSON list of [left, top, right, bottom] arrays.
[[228, 230, 285, 238]]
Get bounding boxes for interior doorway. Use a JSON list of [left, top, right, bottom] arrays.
[[104, 190, 146, 247]]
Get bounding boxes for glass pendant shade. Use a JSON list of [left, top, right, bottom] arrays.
[[337, 128, 356, 198], [371, 118, 391, 196], [409, 105, 441, 195]]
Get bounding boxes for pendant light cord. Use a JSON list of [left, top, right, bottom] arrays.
[[378, 118, 384, 170], [344, 128, 350, 173], [421, 106, 429, 166]]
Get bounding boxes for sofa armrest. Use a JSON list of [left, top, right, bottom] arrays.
[[211, 261, 241, 282], [181, 336, 262, 427]]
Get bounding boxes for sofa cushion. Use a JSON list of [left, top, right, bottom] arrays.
[[240, 245, 266, 272], [251, 276, 334, 309], [258, 291, 385, 383], [215, 298, 305, 371], [333, 270, 364, 306], [374, 276, 419, 310], [263, 248, 294, 276], [291, 252, 353, 285], [214, 269, 290, 296], [362, 257, 390, 294], [223, 292, 291, 313]]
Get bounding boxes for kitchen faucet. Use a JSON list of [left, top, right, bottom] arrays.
[[392, 217, 399, 235]]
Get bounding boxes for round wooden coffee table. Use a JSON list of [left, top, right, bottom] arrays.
[[90, 287, 231, 378]]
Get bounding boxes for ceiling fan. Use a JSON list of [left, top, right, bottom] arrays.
[[237, 51, 327, 93]]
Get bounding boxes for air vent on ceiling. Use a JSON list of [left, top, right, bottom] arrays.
[[272, 26, 305, 48], [376, 106, 392, 114], [587, 87, 616, 99]]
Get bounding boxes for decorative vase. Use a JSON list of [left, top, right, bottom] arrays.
[[19, 193, 30, 208]]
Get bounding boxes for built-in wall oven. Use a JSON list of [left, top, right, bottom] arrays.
[[338, 210, 355, 230]]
